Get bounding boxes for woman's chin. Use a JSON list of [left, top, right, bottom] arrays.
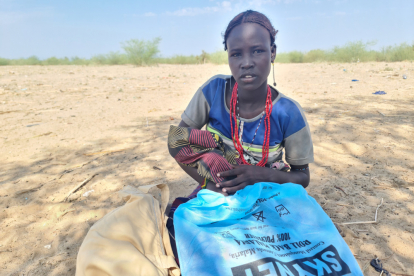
[[236, 79, 267, 92]]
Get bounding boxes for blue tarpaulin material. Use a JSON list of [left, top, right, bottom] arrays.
[[174, 183, 362, 276], [373, 91, 386, 95]]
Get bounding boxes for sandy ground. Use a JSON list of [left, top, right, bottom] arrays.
[[0, 62, 413, 275]]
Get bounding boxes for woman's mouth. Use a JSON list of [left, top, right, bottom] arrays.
[[240, 75, 256, 83]]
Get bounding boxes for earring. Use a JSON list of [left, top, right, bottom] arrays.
[[272, 62, 277, 86]]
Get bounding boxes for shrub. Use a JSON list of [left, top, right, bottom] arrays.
[[90, 54, 107, 65], [0, 57, 9, 66], [43, 57, 61, 65], [157, 50, 228, 65], [122, 37, 161, 66], [70, 56, 90, 65], [386, 43, 414, 61], [274, 53, 291, 63], [106, 51, 127, 65], [208, 51, 228, 64], [22, 56, 42, 65], [329, 41, 376, 62], [156, 55, 199, 64], [288, 51, 304, 63], [197, 50, 210, 64], [303, 49, 326, 63]]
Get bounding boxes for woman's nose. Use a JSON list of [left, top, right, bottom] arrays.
[[241, 56, 253, 70]]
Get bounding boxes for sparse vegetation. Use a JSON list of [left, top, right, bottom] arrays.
[[276, 41, 414, 63], [208, 50, 228, 64], [156, 55, 199, 65], [121, 37, 161, 66], [91, 51, 128, 65], [1, 40, 413, 66]]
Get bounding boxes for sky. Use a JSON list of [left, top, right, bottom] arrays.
[[0, 0, 413, 59]]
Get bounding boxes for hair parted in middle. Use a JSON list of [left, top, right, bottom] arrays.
[[223, 10, 278, 51]]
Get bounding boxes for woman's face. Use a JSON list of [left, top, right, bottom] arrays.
[[226, 23, 276, 92]]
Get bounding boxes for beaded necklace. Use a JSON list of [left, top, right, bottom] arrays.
[[236, 88, 265, 151], [230, 82, 273, 167]]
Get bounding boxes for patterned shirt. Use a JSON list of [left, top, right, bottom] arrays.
[[181, 75, 314, 166]]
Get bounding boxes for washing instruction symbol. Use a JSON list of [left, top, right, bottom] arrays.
[[252, 211, 266, 222], [275, 204, 290, 217], [219, 231, 235, 239]]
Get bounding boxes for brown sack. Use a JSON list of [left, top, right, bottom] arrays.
[[76, 184, 180, 276]]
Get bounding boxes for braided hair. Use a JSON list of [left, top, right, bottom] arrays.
[[223, 10, 278, 51]]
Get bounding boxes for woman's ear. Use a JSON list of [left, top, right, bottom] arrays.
[[271, 44, 277, 63]]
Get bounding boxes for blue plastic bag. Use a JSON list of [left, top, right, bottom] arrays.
[[174, 183, 362, 276]]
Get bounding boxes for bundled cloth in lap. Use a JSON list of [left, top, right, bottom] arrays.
[[168, 125, 289, 181], [168, 125, 243, 184]]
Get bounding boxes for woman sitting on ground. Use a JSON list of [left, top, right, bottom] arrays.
[[170, 10, 314, 196]]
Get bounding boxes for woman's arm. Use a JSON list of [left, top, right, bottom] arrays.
[[173, 121, 309, 195], [173, 120, 227, 195], [216, 164, 310, 194]]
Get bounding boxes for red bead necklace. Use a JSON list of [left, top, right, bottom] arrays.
[[230, 82, 273, 167]]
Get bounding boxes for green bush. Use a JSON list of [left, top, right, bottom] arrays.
[[288, 51, 304, 63], [90, 54, 107, 65], [70, 56, 90, 65], [329, 41, 375, 62], [106, 51, 127, 65], [43, 57, 61, 65], [156, 50, 228, 65], [56, 57, 71, 65], [303, 49, 326, 62], [208, 50, 228, 64], [91, 52, 128, 65], [122, 37, 161, 66], [0, 57, 10, 66], [274, 53, 290, 63], [13, 56, 42, 65], [156, 55, 199, 64], [273, 41, 414, 63], [198, 50, 210, 64], [376, 43, 414, 62]]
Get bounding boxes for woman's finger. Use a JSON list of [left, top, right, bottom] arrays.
[[210, 190, 228, 196], [222, 182, 247, 194], [216, 169, 238, 178], [217, 177, 243, 188]]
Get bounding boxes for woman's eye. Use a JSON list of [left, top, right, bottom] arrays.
[[231, 53, 241, 57], [253, 50, 264, 54]]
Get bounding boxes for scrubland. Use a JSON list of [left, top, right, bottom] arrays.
[[0, 62, 413, 275], [1, 40, 413, 66]]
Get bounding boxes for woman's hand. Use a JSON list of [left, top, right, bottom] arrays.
[[206, 180, 229, 196], [216, 165, 278, 194]]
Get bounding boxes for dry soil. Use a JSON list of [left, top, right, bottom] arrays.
[[0, 63, 413, 275]]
